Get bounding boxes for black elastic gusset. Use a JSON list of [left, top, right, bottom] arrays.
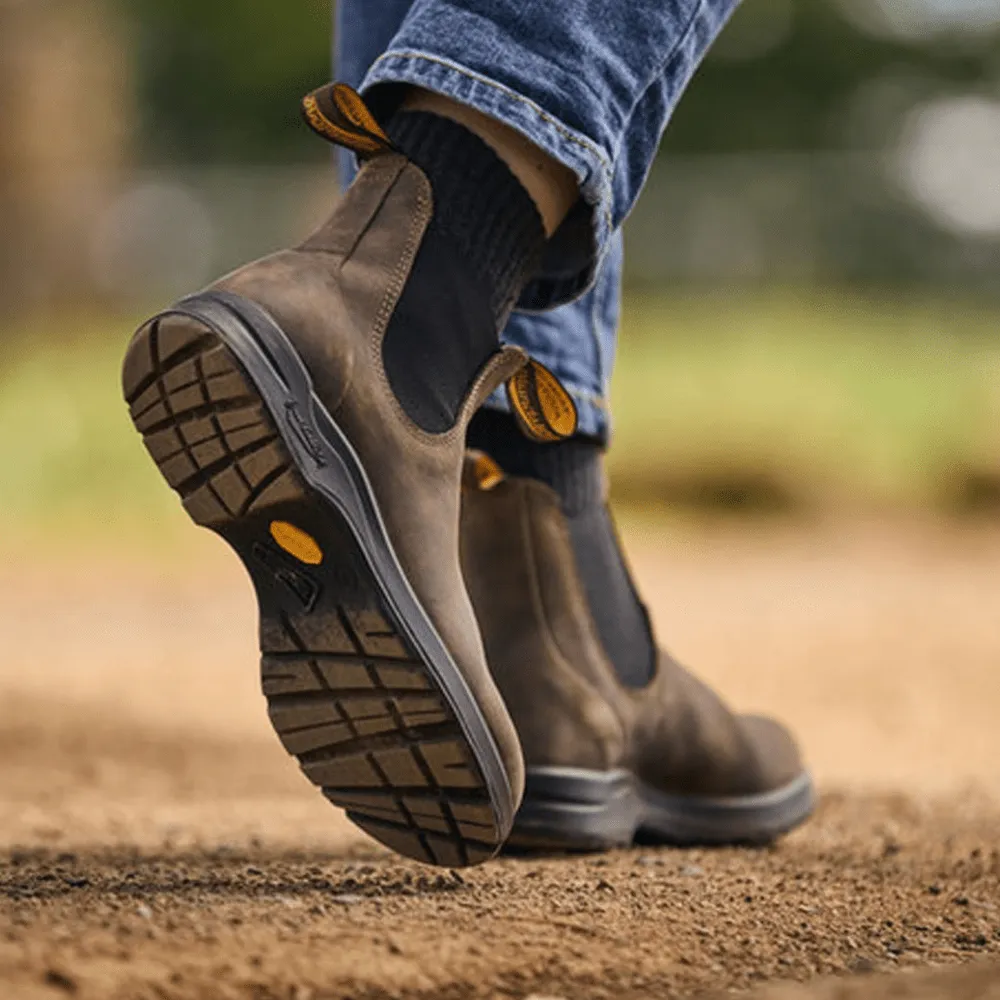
[[380, 110, 546, 434], [387, 110, 545, 322], [384, 238, 498, 434], [468, 409, 604, 514], [565, 505, 656, 690], [467, 409, 655, 688]]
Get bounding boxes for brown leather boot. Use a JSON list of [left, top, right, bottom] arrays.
[[460, 454, 814, 850], [120, 85, 576, 867]]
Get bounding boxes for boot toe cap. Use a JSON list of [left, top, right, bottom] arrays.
[[740, 714, 808, 792]]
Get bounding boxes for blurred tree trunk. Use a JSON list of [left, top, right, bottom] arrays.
[[0, 0, 132, 318]]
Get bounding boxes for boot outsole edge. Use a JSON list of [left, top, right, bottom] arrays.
[[506, 767, 815, 853], [121, 291, 517, 867]]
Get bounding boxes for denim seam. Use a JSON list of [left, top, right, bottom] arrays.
[[589, 272, 607, 404], [363, 49, 616, 239], [607, 0, 708, 181], [568, 387, 608, 409]]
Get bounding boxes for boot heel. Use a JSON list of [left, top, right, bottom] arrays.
[[122, 314, 307, 528], [507, 768, 641, 852]]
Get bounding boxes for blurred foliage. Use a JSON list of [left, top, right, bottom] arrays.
[[120, 0, 332, 162], [668, 0, 998, 153], [0, 314, 190, 549], [115, 0, 1000, 163], [609, 293, 1000, 514]]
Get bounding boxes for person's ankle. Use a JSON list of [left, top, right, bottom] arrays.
[[376, 108, 547, 433], [385, 110, 545, 328], [467, 408, 603, 513], [399, 89, 578, 237]]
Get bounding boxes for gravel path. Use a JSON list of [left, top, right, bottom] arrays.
[[2, 521, 999, 999]]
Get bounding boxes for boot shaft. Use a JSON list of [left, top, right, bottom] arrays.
[[460, 462, 627, 770]]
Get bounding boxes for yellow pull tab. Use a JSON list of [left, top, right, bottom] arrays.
[[463, 451, 506, 492], [505, 360, 578, 443], [301, 83, 395, 158]]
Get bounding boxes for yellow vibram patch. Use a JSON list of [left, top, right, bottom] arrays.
[[506, 360, 578, 443], [269, 521, 324, 566]]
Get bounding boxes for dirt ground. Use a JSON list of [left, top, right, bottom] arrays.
[[3, 520, 1000, 1000]]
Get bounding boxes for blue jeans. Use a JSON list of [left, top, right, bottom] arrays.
[[336, 0, 739, 440]]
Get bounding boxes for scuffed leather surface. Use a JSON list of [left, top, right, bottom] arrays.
[[461, 472, 805, 797], [214, 154, 526, 801]]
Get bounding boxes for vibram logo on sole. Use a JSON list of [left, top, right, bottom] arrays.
[[270, 521, 324, 566], [252, 542, 321, 612]]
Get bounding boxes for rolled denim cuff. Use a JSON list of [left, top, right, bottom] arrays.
[[361, 51, 614, 311]]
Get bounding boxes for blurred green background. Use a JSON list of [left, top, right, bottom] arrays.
[[1, 0, 999, 543]]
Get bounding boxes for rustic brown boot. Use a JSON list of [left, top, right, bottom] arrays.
[[460, 455, 815, 850], [120, 85, 576, 867]]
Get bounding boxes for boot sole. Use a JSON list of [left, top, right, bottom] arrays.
[[121, 290, 514, 867], [506, 768, 815, 852]]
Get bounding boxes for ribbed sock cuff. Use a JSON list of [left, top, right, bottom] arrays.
[[386, 110, 545, 325], [467, 409, 604, 516]]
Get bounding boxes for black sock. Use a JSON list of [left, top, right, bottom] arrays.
[[381, 110, 546, 434], [468, 409, 655, 688]]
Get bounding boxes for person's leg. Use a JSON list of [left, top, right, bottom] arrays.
[[385, 50, 642, 683], [337, 0, 618, 437], [357, 1, 741, 687], [335, 0, 680, 685], [121, 0, 777, 868], [125, 1, 605, 866], [359, 0, 741, 308], [338, 0, 813, 843]]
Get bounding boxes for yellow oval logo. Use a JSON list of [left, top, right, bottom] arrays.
[[506, 360, 578, 443], [269, 521, 323, 566]]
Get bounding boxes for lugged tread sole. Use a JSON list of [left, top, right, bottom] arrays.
[[122, 308, 503, 867]]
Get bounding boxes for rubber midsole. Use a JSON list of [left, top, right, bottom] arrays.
[[514, 767, 815, 848]]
